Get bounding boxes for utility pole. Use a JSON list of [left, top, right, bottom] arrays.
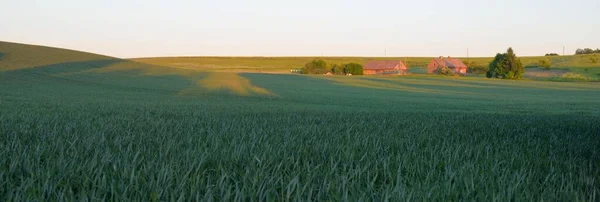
[[563, 46, 566, 67], [467, 48, 469, 62], [385, 48, 387, 58]]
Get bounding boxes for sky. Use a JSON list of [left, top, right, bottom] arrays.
[[1, 0, 599, 58]]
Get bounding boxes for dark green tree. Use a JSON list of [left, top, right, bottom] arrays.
[[576, 48, 598, 55], [302, 59, 328, 74], [486, 47, 524, 79], [343, 63, 363, 75], [331, 64, 345, 75]]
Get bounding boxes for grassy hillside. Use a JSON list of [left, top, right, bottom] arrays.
[[1, 42, 599, 200], [0, 41, 113, 71], [133, 54, 600, 79]]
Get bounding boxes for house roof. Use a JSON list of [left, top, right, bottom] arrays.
[[447, 59, 467, 68], [363, 61, 406, 70], [432, 57, 467, 68]]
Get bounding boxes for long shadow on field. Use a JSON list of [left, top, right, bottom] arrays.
[[0, 59, 196, 94], [1, 58, 278, 97], [62, 59, 277, 97], [315, 76, 479, 96], [448, 77, 600, 91]]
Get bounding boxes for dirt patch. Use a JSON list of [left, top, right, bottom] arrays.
[[524, 68, 569, 78]]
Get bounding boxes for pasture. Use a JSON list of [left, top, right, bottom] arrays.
[[1, 41, 599, 200]]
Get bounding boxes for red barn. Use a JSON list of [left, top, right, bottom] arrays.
[[363, 61, 408, 75], [427, 56, 467, 74]]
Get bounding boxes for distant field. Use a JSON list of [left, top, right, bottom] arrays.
[[133, 54, 600, 80], [1, 41, 599, 200]]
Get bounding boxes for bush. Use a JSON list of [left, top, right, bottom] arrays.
[[545, 53, 559, 56], [549, 73, 591, 82], [486, 47, 524, 79], [436, 66, 457, 76], [465, 61, 487, 74], [538, 59, 551, 70], [590, 55, 598, 63]]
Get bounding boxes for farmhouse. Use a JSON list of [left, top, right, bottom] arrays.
[[427, 56, 467, 74], [363, 61, 408, 75]]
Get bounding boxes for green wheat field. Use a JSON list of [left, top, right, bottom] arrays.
[[1, 41, 599, 201]]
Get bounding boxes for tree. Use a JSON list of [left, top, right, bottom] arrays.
[[301, 59, 328, 74], [576, 48, 599, 55], [331, 64, 345, 75], [538, 59, 551, 70], [486, 47, 524, 79], [545, 53, 559, 56], [343, 63, 363, 75]]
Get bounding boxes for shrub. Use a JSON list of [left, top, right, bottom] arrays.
[[436, 66, 457, 76], [538, 59, 551, 70], [545, 53, 559, 56], [550, 73, 589, 82], [465, 61, 487, 74], [590, 55, 598, 63], [486, 47, 524, 79]]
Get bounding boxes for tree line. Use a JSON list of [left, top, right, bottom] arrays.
[[575, 48, 600, 55], [301, 59, 363, 75], [300, 48, 534, 80]]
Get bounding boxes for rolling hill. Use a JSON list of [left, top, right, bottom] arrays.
[[0, 41, 115, 71], [1, 41, 599, 200]]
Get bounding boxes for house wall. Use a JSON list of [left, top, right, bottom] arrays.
[[364, 70, 377, 75], [426, 60, 439, 74], [364, 69, 406, 75]]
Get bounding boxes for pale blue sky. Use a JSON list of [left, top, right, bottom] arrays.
[[1, 0, 599, 58]]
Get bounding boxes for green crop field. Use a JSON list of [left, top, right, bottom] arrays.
[[1, 41, 599, 201]]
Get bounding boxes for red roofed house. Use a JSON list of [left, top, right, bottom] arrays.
[[427, 56, 467, 74], [363, 61, 408, 75]]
